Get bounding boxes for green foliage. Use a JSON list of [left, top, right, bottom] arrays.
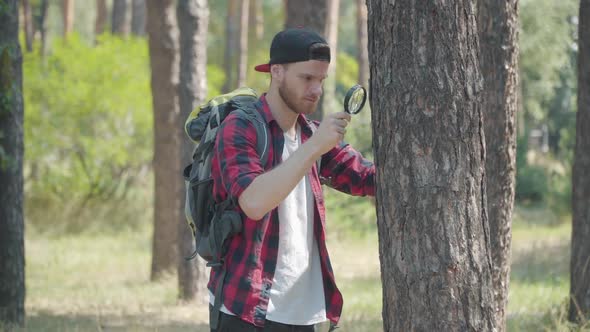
[[335, 52, 358, 95], [206, 64, 225, 99], [520, 0, 578, 148], [516, 163, 549, 203], [515, 133, 572, 218], [0, 1, 11, 15], [23, 34, 153, 231], [325, 188, 376, 238]]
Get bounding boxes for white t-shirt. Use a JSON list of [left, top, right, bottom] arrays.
[[210, 125, 326, 325], [266, 126, 326, 325]]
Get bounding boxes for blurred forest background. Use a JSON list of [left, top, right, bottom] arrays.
[[4, 0, 585, 331]]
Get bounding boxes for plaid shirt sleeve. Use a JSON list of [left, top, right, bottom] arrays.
[[320, 141, 375, 196], [213, 113, 265, 203]]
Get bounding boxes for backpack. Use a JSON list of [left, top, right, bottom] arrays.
[[182, 87, 269, 267]]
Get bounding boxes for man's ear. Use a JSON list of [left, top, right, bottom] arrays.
[[270, 64, 283, 81]]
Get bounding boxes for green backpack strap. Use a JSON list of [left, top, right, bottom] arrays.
[[231, 98, 270, 168]]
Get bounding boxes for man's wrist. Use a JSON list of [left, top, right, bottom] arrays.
[[304, 135, 325, 161]]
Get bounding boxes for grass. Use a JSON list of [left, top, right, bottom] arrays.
[[15, 203, 588, 331], [23, 228, 209, 332]]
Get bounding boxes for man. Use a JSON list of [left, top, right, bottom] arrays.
[[209, 28, 375, 332]]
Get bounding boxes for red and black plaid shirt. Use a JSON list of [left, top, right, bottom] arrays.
[[209, 94, 375, 327]]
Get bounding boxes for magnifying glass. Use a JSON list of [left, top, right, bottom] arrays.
[[344, 84, 367, 115]]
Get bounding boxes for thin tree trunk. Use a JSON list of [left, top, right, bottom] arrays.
[[368, 0, 496, 330], [177, 0, 210, 301], [95, 0, 107, 37], [112, 0, 130, 36], [237, 0, 249, 88], [249, 0, 264, 41], [22, 0, 33, 52], [569, 0, 590, 324], [222, 0, 239, 93], [39, 0, 48, 57], [356, 0, 369, 88], [146, 0, 181, 281], [477, 1, 519, 330], [318, 0, 339, 121], [131, 0, 146, 37], [62, 0, 74, 37], [0, 0, 25, 327]]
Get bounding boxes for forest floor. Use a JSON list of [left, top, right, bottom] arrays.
[[16, 204, 586, 332]]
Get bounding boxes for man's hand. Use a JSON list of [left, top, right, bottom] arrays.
[[310, 112, 352, 155]]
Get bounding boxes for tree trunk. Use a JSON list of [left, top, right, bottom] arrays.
[[249, 0, 264, 41], [0, 0, 25, 327], [356, 0, 369, 88], [22, 0, 33, 52], [95, 0, 107, 37], [176, 0, 210, 301], [39, 0, 48, 57], [222, 0, 240, 93], [237, 0, 249, 88], [112, 0, 130, 36], [62, 0, 74, 37], [569, 0, 590, 324], [477, 1, 519, 330], [146, 0, 180, 281], [284, 0, 326, 33], [367, 0, 496, 331], [318, 0, 339, 121], [131, 0, 146, 37], [284, 0, 331, 121]]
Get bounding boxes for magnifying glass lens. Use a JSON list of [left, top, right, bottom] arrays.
[[349, 90, 364, 113], [344, 85, 367, 114]]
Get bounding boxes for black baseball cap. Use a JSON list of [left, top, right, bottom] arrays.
[[254, 28, 331, 72]]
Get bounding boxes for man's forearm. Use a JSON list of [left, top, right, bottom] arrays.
[[238, 138, 322, 220]]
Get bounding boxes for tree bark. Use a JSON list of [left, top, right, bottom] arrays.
[[95, 0, 108, 37], [569, 0, 590, 324], [222, 0, 240, 93], [131, 0, 146, 37], [356, 0, 369, 88], [237, 0, 249, 88], [112, 0, 130, 36], [176, 0, 209, 301], [367, 0, 496, 331], [146, 0, 181, 281], [62, 0, 74, 37], [477, 1, 519, 330], [0, 0, 25, 327], [22, 0, 33, 52]]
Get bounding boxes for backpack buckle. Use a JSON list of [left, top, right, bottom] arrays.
[[206, 259, 223, 268]]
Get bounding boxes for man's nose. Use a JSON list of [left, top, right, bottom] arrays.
[[310, 83, 322, 97]]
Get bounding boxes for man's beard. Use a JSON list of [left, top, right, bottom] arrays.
[[278, 81, 317, 115]]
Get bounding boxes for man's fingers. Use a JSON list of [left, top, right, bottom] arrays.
[[332, 112, 352, 122], [334, 119, 349, 128]]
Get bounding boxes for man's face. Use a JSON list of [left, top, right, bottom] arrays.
[[274, 60, 329, 115]]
